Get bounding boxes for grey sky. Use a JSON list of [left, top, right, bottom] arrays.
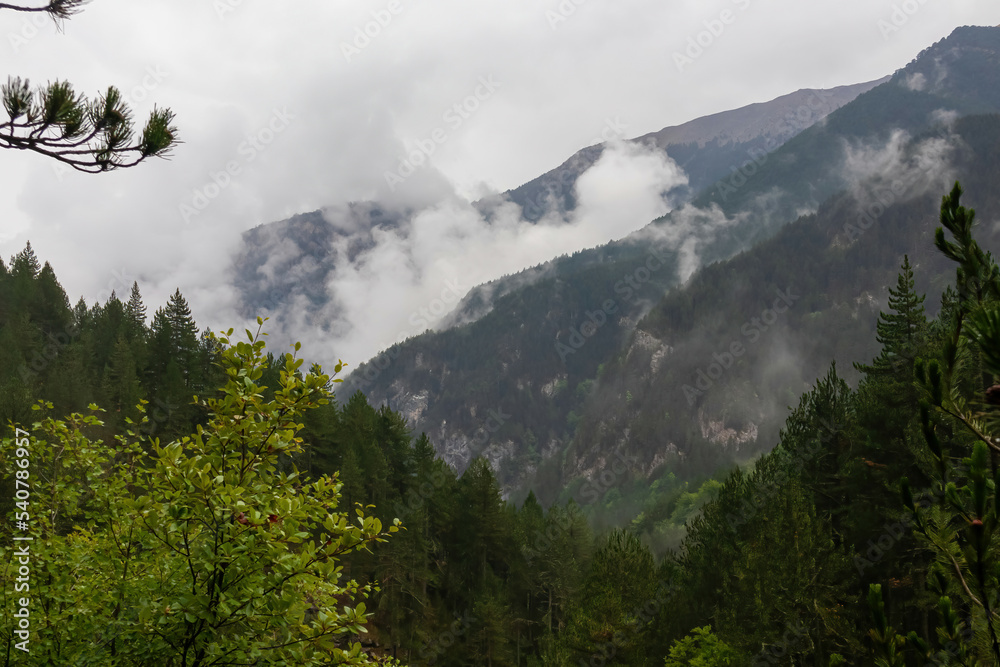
[[0, 0, 994, 364]]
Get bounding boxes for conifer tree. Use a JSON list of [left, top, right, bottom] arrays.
[[870, 183, 1000, 664], [9, 241, 40, 279], [102, 334, 143, 424], [0, 324, 401, 664], [854, 255, 927, 380], [165, 288, 198, 353], [124, 281, 147, 338], [563, 530, 656, 664], [32, 260, 71, 333]]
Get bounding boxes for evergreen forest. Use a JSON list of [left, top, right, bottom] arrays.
[[3, 183, 1000, 665]]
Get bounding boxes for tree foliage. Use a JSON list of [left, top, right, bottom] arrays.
[[0, 1, 177, 171], [0, 322, 400, 665], [4, 180, 1000, 664]]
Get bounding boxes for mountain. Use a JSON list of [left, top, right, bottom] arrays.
[[338, 26, 1000, 506], [505, 79, 886, 221], [231, 82, 878, 329], [232, 202, 410, 324]]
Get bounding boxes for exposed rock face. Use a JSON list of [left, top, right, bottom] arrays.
[[698, 410, 758, 450]]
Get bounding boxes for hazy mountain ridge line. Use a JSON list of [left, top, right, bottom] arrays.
[[504, 79, 887, 222]]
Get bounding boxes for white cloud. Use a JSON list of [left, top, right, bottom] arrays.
[[0, 0, 994, 363], [255, 137, 688, 366], [841, 128, 958, 204], [904, 71, 927, 91]]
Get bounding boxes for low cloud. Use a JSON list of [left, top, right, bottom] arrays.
[[840, 128, 958, 204], [903, 71, 926, 91], [635, 202, 745, 284], [931, 108, 959, 129], [249, 138, 689, 367]]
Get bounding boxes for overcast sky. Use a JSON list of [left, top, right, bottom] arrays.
[[0, 0, 995, 365]]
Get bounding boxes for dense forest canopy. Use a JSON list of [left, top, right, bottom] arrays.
[[2, 180, 1000, 665]]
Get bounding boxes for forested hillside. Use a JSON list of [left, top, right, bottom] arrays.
[[0, 249, 222, 441], [342, 27, 1000, 510], [5, 181, 1000, 664]]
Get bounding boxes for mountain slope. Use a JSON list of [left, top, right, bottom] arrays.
[[232, 82, 875, 329], [342, 26, 1000, 502]]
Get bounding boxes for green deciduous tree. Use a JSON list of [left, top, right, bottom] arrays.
[[0, 321, 400, 665], [663, 626, 737, 667]]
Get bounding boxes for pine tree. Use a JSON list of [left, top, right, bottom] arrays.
[[124, 282, 147, 339], [32, 261, 72, 333], [0, 257, 9, 324], [72, 297, 89, 331], [0, 326, 400, 664], [102, 334, 143, 424], [854, 255, 927, 380], [9, 241, 40, 279], [469, 570, 516, 667], [563, 530, 656, 665], [165, 289, 197, 353], [147, 307, 172, 377], [161, 289, 201, 390]]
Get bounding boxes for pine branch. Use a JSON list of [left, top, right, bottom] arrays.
[[1, 77, 177, 172], [0, 0, 89, 20]]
